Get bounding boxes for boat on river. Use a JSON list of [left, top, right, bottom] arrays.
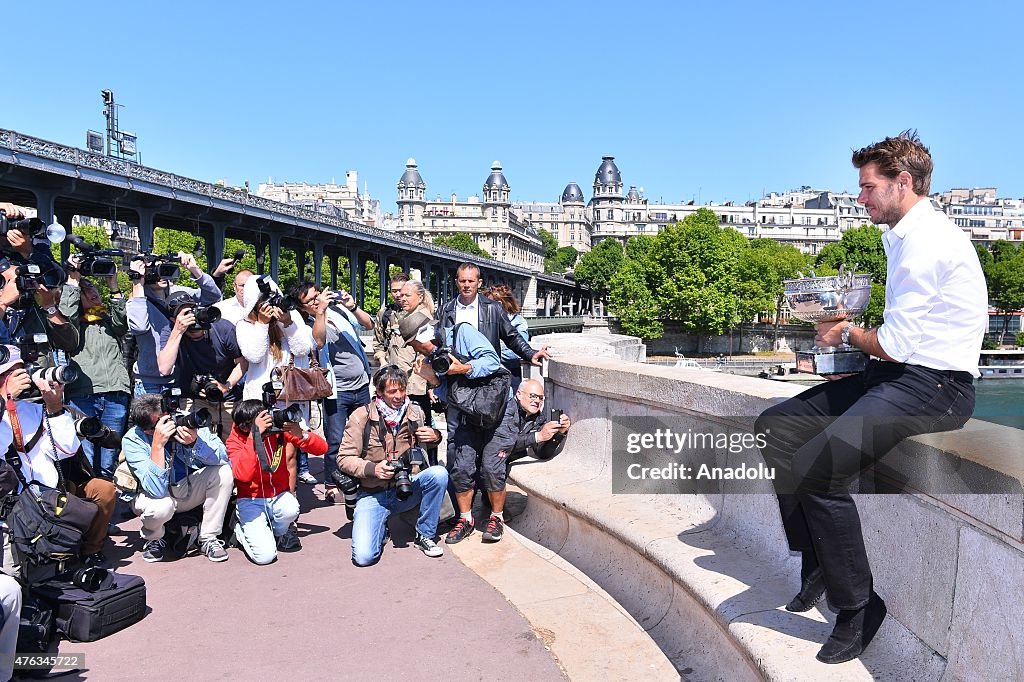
[[978, 349, 1024, 379]]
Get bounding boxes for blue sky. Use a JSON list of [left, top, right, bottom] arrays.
[[5, 1, 1022, 210]]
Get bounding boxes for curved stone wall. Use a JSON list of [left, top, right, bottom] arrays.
[[509, 335, 1024, 681]]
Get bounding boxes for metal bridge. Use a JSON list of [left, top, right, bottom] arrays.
[[0, 129, 589, 313]]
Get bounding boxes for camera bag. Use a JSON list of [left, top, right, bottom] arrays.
[[446, 324, 511, 430], [15, 591, 60, 678], [35, 572, 147, 642], [274, 353, 334, 402]]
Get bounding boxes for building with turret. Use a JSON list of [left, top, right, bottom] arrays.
[[512, 182, 592, 255], [390, 159, 544, 271]]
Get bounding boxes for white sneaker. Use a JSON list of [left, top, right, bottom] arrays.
[[414, 533, 444, 558], [297, 472, 318, 485]]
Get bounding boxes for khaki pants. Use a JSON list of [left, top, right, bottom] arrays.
[[131, 464, 234, 543], [185, 397, 235, 441], [66, 478, 117, 555]]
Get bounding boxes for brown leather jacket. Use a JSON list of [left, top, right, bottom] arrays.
[[336, 400, 429, 491]]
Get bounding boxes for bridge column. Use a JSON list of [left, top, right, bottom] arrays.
[[295, 247, 307, 283], [269, 233, 282, 281], [349, 249, 360, 304], [32, 188, 57, 226], [328, 252, 338, 289], [313, 243, 325, 287], [543, 289, 551, 316], [205, 223, 226, 275], [136, 208, 156, 253], [377, 252, 388, 311]]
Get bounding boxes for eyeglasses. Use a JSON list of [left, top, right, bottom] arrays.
[[526, 393, 544, 402]]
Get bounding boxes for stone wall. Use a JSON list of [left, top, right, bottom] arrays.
[[510, 331, 1024, 680], [610, 320, 818, 355]]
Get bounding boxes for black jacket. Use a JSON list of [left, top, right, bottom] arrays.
[[438, 293, 536, 361], [506, 405, 566, 465]]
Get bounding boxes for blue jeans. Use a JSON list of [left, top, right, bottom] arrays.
[[234, 493, 301, 565], [313, 384, 371, 483], [134, 379, 168, 398], [351, 465, 449, 567], [70, 392, 130, 479]]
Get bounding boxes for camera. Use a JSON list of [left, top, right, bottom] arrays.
[[161, 387, 184, 413], [261, 380, 282, 408], [549, 408, 563, 423], [426, 347, 452, 376], [256, 275, 297, 313], [0, 210, 65, 244], [25, 362, 78, 386], [66, 234, 122, 277], [131, 253, 180, 284], [192, 305, 221, 329], [271, 404, 303, 430], [13, 253, 68, 301], [388, 454, 413, 501], [330, 470, 359, 521], [190, 375, 224, 402], [71, 565, 110, 592], [73, 416, 122, 450], [173, 408, 213, 430]]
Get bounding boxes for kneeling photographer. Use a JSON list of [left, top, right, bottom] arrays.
[[58, 255, 131, 480], [158, 291, 246, 437], [226, 397, 327, 564], [0, 345, 116, 573], [122, 392, 233, 563], [337, 365, 445, 566]]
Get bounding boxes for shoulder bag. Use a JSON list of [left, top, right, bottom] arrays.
[[274, 352, 334, 403]]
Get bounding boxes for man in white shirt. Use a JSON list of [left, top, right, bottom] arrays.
[[214, 269, 253, 326], [756, 131, 987, 665]]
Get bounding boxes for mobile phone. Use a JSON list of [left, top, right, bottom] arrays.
[[549, 408, 563, 422]]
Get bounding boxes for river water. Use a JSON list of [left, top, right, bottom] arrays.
[[973, 380, 1024, 429]]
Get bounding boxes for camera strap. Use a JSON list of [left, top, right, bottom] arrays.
[[251, 425, 283, 473], [6, 398, 48, 459]]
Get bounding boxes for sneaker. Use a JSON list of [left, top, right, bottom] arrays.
[[82, 551, 112, 570], [297, 471, 318, 485], [276, 526, 302, 552], [201, 538, 229, 562], [482, 515, 504, 543], [142, 538, 166, 563], [414, 533, 444, 558], [445, 518, 474, 545]]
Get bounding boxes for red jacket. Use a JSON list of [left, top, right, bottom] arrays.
[[226, 426, 327, 499]]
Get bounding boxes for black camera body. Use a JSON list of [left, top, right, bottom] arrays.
[[14, 258, 67, 292], [255, 276, 297, 313], [426, 347, 452, 376], [132, 253, 180, 284], [190, 375, 224, 403], [388, 454, 413, 501], [259, 380, 301, 431], [0, 213, 44, 238], [74, 416, 122, 450], [260, 380, 282, 409], [330, 470, 359, 520], [66, 235, 122, 277], [160, 387, 183, 414], [173, 408, 213, 430]]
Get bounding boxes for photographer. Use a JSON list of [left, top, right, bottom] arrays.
[[58, 255, 131, 480], [505, 379, 572, 466], [337, 365, 445, 566], [0, 346, 116, 572], [122, 393, 233, 563], [402, 312, 517, 546], [126, 252, 227, 396], [0, 218, 78, 353], [371, 271, 409, 367], [236, 276, 316, 402], [157, 291, 246, 435], [290, 280, 372, 493], [215, 269, 254, 326], [226, 399, 327, 564]]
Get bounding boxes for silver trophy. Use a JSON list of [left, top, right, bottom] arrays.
[[783, 265, 872, 375]]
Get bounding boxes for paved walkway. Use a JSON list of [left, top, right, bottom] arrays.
[[58, 476, 566, 682]]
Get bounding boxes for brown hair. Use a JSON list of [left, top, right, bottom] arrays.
[[485, 284, 520, 314], [456, 263, 480, 280], [389, 272, 410, 286], [851, 129, 933, 196], [247, 292, 285, 361]]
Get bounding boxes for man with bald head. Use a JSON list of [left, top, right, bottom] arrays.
[[505, 379, 571, 466]]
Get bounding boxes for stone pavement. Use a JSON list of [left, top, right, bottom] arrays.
[[56, 478, 567, 682]]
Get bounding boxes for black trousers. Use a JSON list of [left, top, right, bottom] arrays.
[[755, 360, 975, 609]]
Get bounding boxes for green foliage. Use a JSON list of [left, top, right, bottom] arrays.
[[555, 246, 578, 272], [537, 228, 559, 259], [986, 254, 1024, 340], [981, 335, 999, 350], [975, 244, 994, 271], [153, 227, 204, 290], [1016, 331, 1024, 348], [736, 239, 809, 322], [991, 240, 1018, 264], [862, 283, 887, 328], [221, 237, 259, 298], [814, 224, 886, 284], [609, 259, 663, 339], [53, 223, 130, 299], [574, 238, 624, 298], [363, 260, 381, 315], [432, 233, 492, 259]]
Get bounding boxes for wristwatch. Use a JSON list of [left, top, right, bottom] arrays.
[[44, 305, 59, 316], [841, 324, 853, 346]]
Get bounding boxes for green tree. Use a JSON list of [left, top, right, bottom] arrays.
[[736, 239, 809, 347], [975, 244, 994, 271], [609, 259, 663, 339], [991, 240, 1018, 264], [814, 224, 886, 284], [432, 233, 492, 259], [650, 208, 747, 348], [53, 223, 131, 298], [555, 246, 578, 272], [987, 255, 1024, 343], [574, 238, 624, 299]]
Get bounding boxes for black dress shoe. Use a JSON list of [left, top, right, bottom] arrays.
[[786, 566, 826, 612], [816, 592, 887, 664]]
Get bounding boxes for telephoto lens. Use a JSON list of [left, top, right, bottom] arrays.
[[192, 306, 222, 327], [173, 408, 213, 429], [27, 363, 79, 385], [191, 375, 224, 403], [428, 349, 452, 375], [330, 470, 360, 520], [74, 416, 104, 439], [271, 404, 304, 430]]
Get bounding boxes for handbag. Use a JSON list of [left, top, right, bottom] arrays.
[[445, 323, 512, 431], [274, 353, 334, 403]]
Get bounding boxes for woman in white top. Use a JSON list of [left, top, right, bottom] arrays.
[[235, 275, 315, 402]]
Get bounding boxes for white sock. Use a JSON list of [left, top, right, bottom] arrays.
[[460, 512, 473, 522], [492, 511, 504, 521]]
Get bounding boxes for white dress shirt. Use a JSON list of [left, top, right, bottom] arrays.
[[0, 402, 81, 489], [876, 198, 988, 376], [454, 298, 479, 329], [214, 296, 247, 326]]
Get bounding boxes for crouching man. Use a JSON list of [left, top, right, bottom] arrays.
[[505, 379, 572, 466], [226, 400, 327, 564], [337, 365, 446, 566], [123, 394, 234, 563]]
